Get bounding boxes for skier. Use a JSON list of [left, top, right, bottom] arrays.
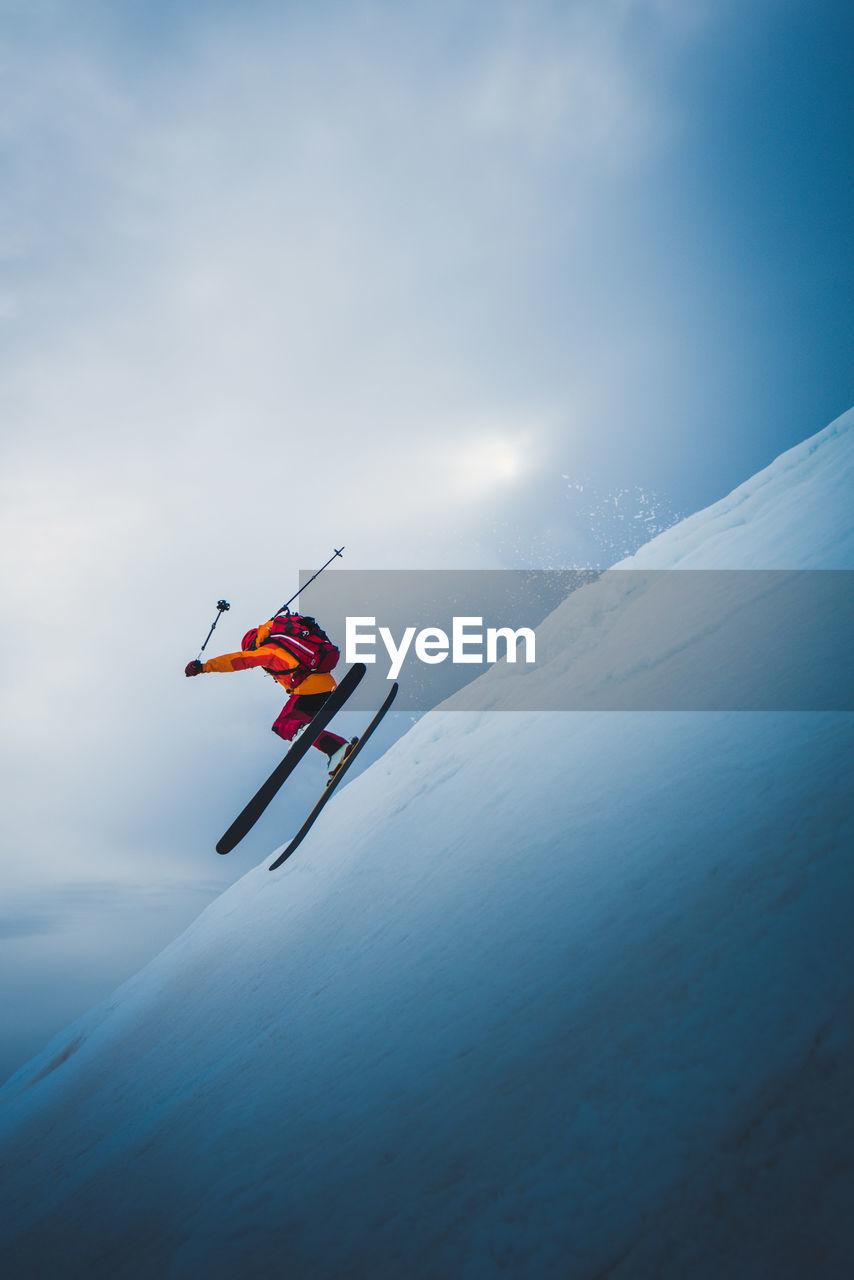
[[185, 615, 354, 776]]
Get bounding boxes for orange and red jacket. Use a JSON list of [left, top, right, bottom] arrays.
[[201, 620, 337, 696]]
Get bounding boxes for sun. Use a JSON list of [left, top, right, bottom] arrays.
[[450, 435, 530, 498], [494, 450, 520, 480]]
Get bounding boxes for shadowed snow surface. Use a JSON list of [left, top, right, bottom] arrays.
[[1, 410, 853, 1278]]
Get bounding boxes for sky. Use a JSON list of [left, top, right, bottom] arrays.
[[1, 0, 852, 1080]]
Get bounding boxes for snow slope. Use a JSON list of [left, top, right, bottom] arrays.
[[1, 410, 853, 1279]]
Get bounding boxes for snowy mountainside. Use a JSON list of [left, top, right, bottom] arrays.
[[0, 410, 853, 1279], [620, 407, 854, 569]]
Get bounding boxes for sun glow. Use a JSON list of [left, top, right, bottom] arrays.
[[448, 433, 533, 499]]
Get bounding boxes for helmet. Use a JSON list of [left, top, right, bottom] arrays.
[[241, 627, 259, 651]]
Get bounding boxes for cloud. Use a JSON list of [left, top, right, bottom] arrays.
[[0, 916, 55, 940], [0, 1, 712, 622]]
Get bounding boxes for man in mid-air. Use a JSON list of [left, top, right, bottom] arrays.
[[185, 613, 354, 776]]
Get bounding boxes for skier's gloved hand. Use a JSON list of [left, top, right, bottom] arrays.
[[185, 660, 204, 677]]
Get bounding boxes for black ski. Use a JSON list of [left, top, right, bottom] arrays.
[[216, 663, 366, 855], [269, 681, 399, 870]]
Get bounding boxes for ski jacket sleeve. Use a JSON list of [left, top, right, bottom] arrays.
[[202, 643, 299, 676], [202, 644, 337, 696]]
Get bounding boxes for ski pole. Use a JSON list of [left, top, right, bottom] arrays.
[[275, 546, 345, 615], [198, 599, 231, 657]]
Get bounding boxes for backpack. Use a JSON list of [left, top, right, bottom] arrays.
[[265, 613, 340, 686]]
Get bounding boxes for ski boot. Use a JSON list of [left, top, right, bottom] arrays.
[[327, 738, 358, 779]]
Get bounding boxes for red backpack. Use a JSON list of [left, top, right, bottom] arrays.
[[265, 613, 340, 685]]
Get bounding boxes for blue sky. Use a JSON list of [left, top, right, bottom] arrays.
[[1, 0, 852, 1080]]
